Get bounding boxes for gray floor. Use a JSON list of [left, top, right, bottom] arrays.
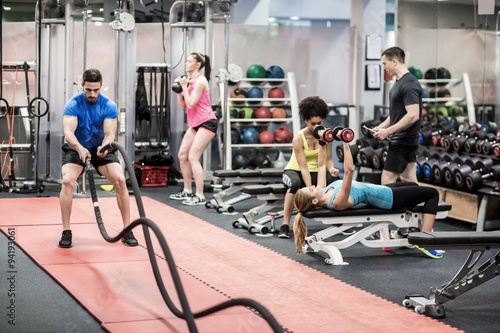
[[0, 182, 499, 332]]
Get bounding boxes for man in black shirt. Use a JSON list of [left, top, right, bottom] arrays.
[[373, 46, 422, 185]]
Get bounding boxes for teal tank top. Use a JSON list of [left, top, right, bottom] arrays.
[[322, 180, 393, 209]]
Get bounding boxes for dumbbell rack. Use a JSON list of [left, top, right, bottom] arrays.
[[222, 72, 300, 170]]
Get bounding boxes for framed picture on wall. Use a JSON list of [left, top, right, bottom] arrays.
[[366, 35, 382, 60], [365, 64, 381, 91]]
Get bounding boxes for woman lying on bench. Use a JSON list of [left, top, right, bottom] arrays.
[[293, 141, 443, 259]]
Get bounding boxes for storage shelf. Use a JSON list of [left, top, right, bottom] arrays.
[[231, 143, 292, 148], [229, 118, 291, 123], [221, 72, 300, 170]]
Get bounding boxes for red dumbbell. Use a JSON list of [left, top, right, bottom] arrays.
[[313, 125, 335, 144], [332, 127, 355, 143]]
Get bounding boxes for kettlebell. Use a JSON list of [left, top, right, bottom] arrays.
[[171, 75, 186, 94]]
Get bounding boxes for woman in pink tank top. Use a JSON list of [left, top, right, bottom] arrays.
[[169, 53, 217, 206]]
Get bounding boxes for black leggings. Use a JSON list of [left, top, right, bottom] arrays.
[[387, 182, 438, 215]]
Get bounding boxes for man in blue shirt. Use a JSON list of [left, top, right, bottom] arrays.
[[58, 68, 137, 248]]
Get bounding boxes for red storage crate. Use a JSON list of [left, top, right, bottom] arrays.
[[134, 163, 169, 187]]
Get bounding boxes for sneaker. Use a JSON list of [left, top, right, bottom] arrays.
[[58, 230, 72, 248], [390, 229, 415, 248], [278, 224, 289, 238], [416, 246, 443, 259], [182, 194, 206, 206], [170, 190, 193, 201], [121, 231, 138, 247]]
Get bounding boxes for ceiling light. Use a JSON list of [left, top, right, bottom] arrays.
[[289, 16, 299, 21]]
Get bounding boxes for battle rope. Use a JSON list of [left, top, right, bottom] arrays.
[[86, 142, 284, 333]]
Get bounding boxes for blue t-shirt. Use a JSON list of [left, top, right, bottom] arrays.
[[322, 180, 393, 209], [63, 92, 117, 149]]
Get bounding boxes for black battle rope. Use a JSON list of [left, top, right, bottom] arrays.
[[85, 142, 284, 333]]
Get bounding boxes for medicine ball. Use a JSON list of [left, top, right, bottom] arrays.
[[266, 65, 285, 85], [241, 127, 259, 144], [408, 66, 423, 80], [255, 107, 272, 119], [272, 107, 287, 119], [246, 87, 263, 104], [268, 87, 285, 104], [422, 88, 430, 99], [424, 67, 438, 87], [274, 126, 293, 143], [238, 107, 254, 119], [436, 67, 451, 86], [231, 127, 241, 144], [251, 151, 272, 168], [232, 152, 250, 169], [230, 87, 247, 105], [246, 64, 267, 85], [259, 130, 275, 144], [229, 106, 239, 119]]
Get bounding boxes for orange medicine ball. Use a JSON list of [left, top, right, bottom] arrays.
[[272, 107, 287, 119]]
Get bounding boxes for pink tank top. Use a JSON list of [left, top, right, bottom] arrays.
[[186, 76, 216, 128]]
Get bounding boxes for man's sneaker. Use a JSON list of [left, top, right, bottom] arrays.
[[122, 231, 138, 247], [416, 246, 443, 259], [58, 230, 72, 248], [278, 224, 290, 238], [170, 190, 193, 201], [182, 194, 206, 206]]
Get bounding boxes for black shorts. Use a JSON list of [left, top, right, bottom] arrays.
[[192, 119, 218, 134], [282, 169, 336, 194], [62, 143, 119, 174], [383, 142, 418, 173]]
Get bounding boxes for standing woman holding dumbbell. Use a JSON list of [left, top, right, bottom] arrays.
[[169, 52, 217, 206], [278, 96, 340, 238]]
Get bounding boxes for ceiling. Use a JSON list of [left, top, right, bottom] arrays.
[[1, 0, 491, 22]]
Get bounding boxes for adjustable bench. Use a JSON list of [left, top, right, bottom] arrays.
[[403, 230, 500, 319], [232, 184, 287, 235], [208, 168, 283, 213], [301, 202, 452, 265]]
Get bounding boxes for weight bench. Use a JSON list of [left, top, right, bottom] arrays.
[[301, 202, 452, 265], [232, 184, 287, 235], [403, 230, 500, 319], [208, 168, 283, 213]]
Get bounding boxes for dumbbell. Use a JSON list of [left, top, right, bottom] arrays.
[[358, 146, 376, 168], [479, 133, 499, 155], [171, 75, 187, 93], [453, 157, 494, 189], [314, 126, 355, 144], [371, 146, 388, 170], [332, 127, 355, 142], [465, 164, 500, 191], [492, 143, 500, 158], [313, 125, 334, 145], [336, 143, 359, 163]]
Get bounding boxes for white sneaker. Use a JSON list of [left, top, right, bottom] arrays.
[[170, 190, 192, 201], [182, 195, 206, 206]]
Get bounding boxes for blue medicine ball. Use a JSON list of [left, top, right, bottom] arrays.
[[240, 127, 259, 144], [246, 87, 263, 105], [266, 65, 285, 85]]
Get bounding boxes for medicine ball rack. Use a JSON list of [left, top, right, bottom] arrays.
[[419, 72, 476, 123], [222, 73, 300, 170]]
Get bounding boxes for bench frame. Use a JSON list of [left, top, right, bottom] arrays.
[[303, 205, 450, 265], [404, 230, 500, 318]]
